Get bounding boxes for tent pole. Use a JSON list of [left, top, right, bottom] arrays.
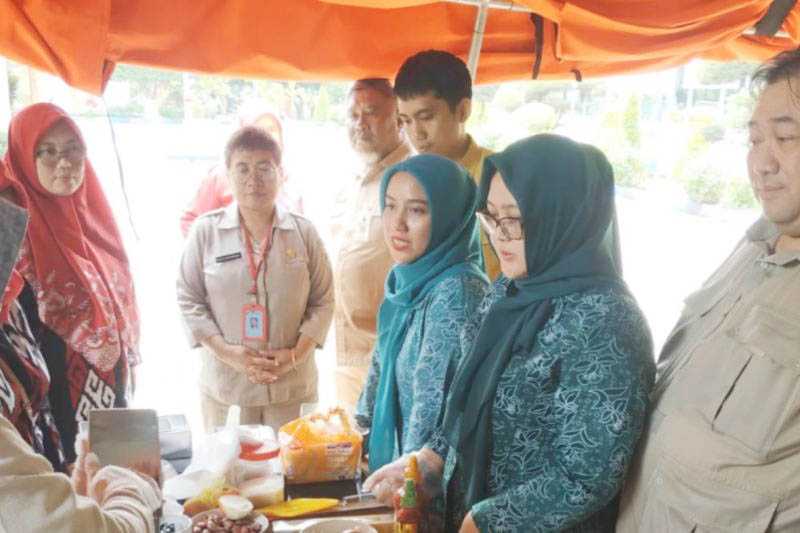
[[446, 0, 531, 12], [466, 0, 490, 80], [453, 1, 532, 79]]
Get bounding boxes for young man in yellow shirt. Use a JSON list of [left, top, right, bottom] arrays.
[[394, 50, 500, 280]]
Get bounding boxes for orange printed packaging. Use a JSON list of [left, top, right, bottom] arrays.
[[278, 407, 362, 483]]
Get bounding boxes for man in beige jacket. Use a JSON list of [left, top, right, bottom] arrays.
[[617, 50, 800, 531], [333, 78, 412, 411]]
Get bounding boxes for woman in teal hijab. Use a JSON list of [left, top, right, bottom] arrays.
[[355, 154, 490, 472], [365, 135, 655, 532]]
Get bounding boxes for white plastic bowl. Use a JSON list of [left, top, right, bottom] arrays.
[[298, 517, 377, 533]]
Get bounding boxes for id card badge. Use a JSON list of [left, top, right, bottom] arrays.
[[242, 303, 269, 343]]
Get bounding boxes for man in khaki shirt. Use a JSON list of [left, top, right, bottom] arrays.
[[394, 49, 500, 280], [333, 78, 412, 411], [617, 50, 800, 532]]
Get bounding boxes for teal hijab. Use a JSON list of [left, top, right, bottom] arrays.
[[368, 154, 487, 471], [440, 134, 625, 509]]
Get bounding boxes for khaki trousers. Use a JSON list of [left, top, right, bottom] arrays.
[[333, 364, 370, 415], [200, 390, 318, 433]]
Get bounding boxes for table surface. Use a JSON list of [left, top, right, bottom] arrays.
[[272, 479, 393, 531], [272, 512, 395, 532]]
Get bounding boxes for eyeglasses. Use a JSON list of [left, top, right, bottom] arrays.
[[232, 163, 279, 182], [476, 210, 524, 241], [35, 145, 86, 166]]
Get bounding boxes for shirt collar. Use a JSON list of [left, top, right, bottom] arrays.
[[217, 202, 293, 231], [218, 202, 240, 229], [747, 217, 800, 267], [273, 204, 294, 230], [359, 140, 413, 184], [457, 135, 483, 172]]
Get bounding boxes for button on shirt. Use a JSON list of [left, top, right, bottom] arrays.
[[617, 218, 800, 532], [333, 141, 412, 367], [177, 203, 334, 407]]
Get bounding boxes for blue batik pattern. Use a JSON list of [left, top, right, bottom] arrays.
[[429, 285, 654, 532], [356, 272, 490, 457]]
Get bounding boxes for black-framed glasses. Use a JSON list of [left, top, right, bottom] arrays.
[[232, 163, 279, 182], [35, 145, 86, 166], [476, 210, 524, 241]]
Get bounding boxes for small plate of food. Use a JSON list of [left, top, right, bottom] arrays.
[[191, 495, 270, 532]]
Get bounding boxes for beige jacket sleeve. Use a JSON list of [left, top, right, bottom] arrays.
[[0, 416, 160, 533], [296, 217, 335, 347], [176, 218, 222, 347]]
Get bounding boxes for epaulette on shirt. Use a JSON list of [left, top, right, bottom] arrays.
[[196, 206, 228, 221]]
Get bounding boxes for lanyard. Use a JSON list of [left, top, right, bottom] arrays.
[[242, 224, 273, 297]]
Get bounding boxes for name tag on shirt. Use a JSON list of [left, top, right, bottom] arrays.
[[216, 252, 243, 263]]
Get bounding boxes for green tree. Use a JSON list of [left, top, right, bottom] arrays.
[[187, 75, 231, 118], [111, 65, 184, 120], [623, 94, 641, 148], [314, 86, 331, 122], [699, 61, 758, 90]]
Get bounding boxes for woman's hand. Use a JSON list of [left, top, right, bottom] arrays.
[[219, 343, 264, 373], [89, 465, 162, 514], [202, 335, 265, 374], [246, 349, 290, 384], [70, 433, 101, 496], [363, 455, 409, 505], [247, 335, 317, 384], [363, 448, 444, 506], [459, 513, 479, 533]]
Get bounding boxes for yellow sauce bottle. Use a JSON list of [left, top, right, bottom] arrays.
[[394, 478, 420, 533]]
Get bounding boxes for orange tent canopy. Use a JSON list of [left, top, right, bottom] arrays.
[[1, 0, 798, 95]]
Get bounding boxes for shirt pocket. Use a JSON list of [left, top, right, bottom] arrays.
[[682, 282, 727, 324], [640, 454, 778, 532], [267, 241, 311, 323], [203, 251, 245, 298], [710, 304, 800, 457], [659, 284, 727, 370]]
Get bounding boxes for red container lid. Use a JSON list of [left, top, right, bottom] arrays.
[[239, 441, 280, 461]]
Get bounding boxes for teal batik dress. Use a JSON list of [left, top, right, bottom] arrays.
[[428, 282, 655, 532], [356, 272, 490, 458]]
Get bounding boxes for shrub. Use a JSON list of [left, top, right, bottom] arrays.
[[612, 152, 649, 189], [159, 90, 184, 121], [107, 100, 145, 119], [723, 179, 757, 209], [701, 123, 725, 143], [684, 168, 724, 205], [623, 94, 641, 148]]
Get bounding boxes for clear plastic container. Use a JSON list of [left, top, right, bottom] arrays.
[[230, 424, 281, 485], [232, 455, 282, 484]]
